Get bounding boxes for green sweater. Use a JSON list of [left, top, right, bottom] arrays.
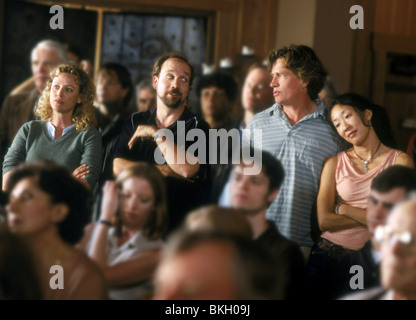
[[3, 120, 102, 188]]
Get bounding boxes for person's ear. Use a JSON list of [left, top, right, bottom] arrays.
[[152, 76, 158, 90], [364, 109, 373, 123], [52, 203, 69, 224], [301, 78, 309, 89]]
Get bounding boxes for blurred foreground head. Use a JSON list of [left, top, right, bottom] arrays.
[[378, 197, 416, 299], [152, 230, 284, 300]]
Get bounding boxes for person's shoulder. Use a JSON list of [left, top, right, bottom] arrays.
[[263, 221, 300, 248], [326, 154, 339, 164], [67, 249, 109, 299], [134, 108, 153, 118], [221, 116, 243, 131], [71, 248, 106, 278], [395, 149, 414, 168], [129, 108, 154, 125], [196, 116, 210, 131], [182, 107, 199, 118], [2, 90, 34, 107], [8, 89, 35, 99], [182, 108, 210, 130], [25, 119, 42, 125], [77, 126, 102, 143], [247, 105, 277, 127], [254, 104, 276, 119], [320, 154, 338, 172], [83, 125, 101, 135], [20, 120, 43, 131], [261, 221, 305, 265]]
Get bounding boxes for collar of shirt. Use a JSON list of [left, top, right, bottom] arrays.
[[145, 106, 199, 130], [47, 121, 75, 140], [144, 106, 158, 125], [108, 227, 144, 251], [272, 99, 326, 123]]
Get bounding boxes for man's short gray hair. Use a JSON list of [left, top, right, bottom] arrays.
[[31, 39, 68, 63]]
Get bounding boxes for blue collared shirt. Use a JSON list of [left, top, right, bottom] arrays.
[[47, 121, 74, 140], [245, 100, 345, 247]]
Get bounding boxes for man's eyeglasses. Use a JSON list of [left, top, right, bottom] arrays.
[[375, 225, 416, 249]]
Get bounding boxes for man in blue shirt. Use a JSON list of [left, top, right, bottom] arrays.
[[245, 45, 345, 260]]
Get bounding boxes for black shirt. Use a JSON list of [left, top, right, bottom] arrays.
[[255, 220, 307, 300], [111, 107, 211, 234]]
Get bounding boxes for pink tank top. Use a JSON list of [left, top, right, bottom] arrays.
[[321, 149, 401, 250]]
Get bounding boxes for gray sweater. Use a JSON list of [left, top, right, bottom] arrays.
[[3, 120, 102, 188]]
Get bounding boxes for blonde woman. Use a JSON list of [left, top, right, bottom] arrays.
[[85, 162, 168, 300], [2, 64, 102, 190]]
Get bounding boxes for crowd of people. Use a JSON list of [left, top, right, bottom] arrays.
[[1, 39, 416, 300]]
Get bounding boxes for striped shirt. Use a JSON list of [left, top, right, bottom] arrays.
[[245, 100, 345, 247]]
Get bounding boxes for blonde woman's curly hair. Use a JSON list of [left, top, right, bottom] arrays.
[[35, 64, 97, 131]]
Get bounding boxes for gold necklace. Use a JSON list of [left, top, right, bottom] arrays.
[[353, 141, 381, 173]]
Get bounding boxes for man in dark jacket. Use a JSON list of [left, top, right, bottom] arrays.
[[111, 52, 210, 234], [229, 148, 307, 299]]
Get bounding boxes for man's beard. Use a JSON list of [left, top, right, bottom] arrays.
[[159, 89, 186, 110]]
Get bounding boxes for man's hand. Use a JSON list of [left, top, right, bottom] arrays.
[[128, 125, 158, 150]]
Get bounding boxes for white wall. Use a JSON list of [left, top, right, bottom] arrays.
[[313, 0, 356, 94], [275, 0, 356, 93], [276, 0, 317, 49]]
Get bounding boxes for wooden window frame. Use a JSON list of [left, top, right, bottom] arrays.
[[1, 0, 220, 78]]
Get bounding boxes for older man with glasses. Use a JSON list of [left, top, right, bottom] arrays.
[[341, 194, 416, 300], [316, 165, 416, 299]]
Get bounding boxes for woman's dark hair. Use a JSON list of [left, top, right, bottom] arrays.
[[196, 72, 238, 103], [6, 160, 92, 245], [328, 93, 397, 148], [0, 227, 43, 299], [98, 62, 134, 107]]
